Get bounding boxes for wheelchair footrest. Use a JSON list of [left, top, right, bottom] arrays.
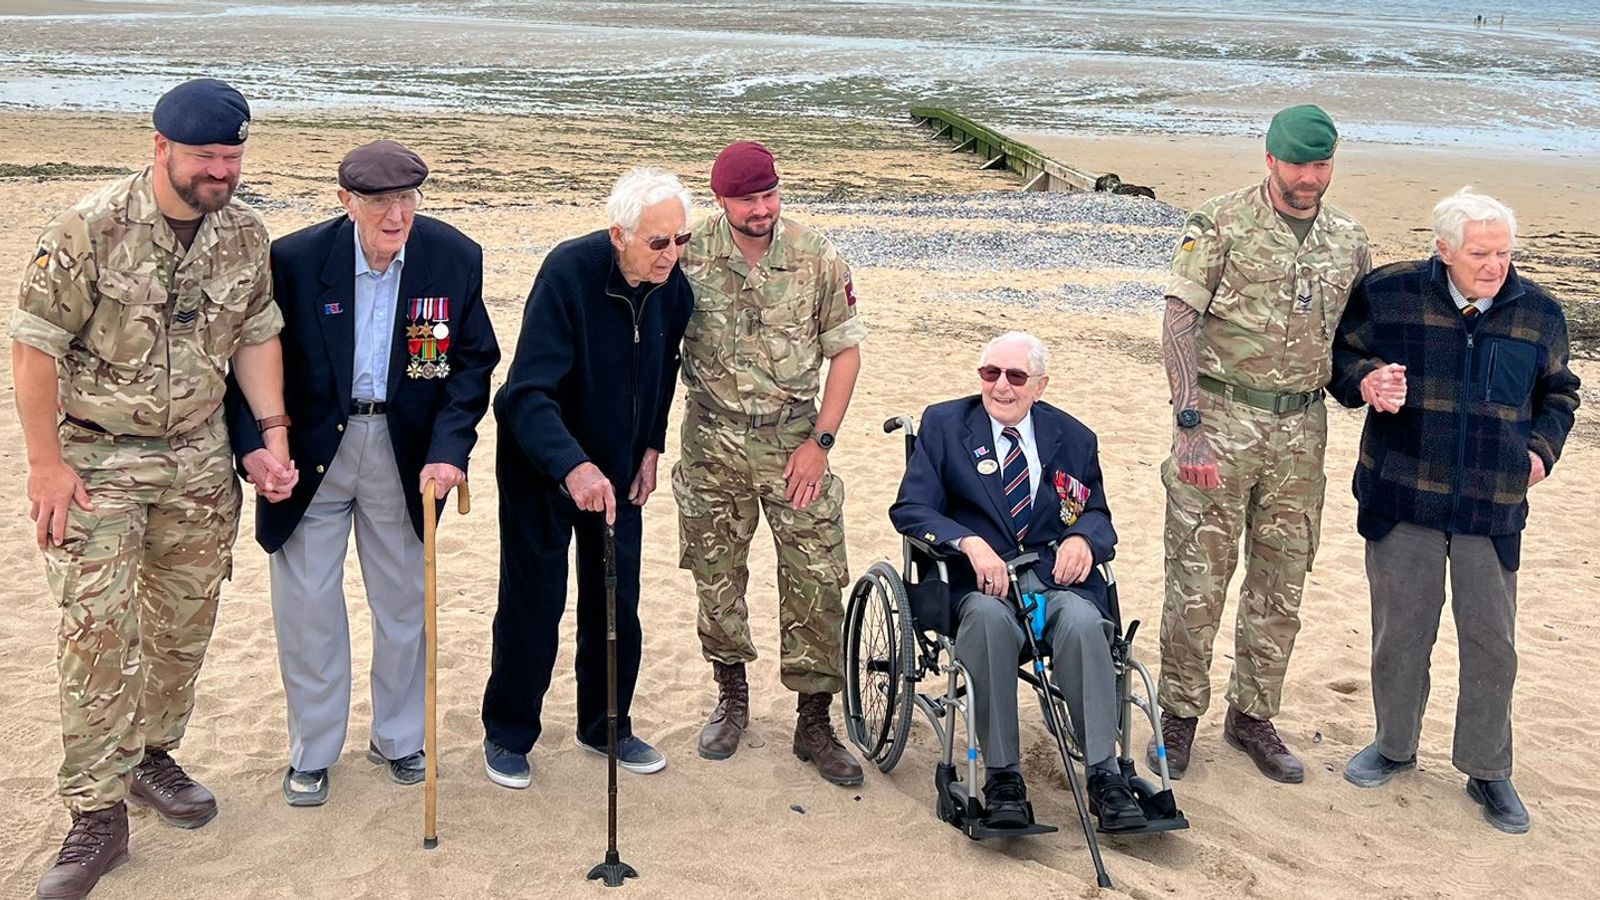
[[938, 767, 1060, 841], [965, 818, 1060, 841], [1098, 814, 1189, 836]]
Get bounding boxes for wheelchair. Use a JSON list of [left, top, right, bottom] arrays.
[[842, 414, 1187, 888]]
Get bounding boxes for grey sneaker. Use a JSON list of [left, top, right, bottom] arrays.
[[366, 742, 426, 786], [282, 767, 329, 807], [581, 734, 667, 775], [1343, 743, 1416, 788], [484, 740, 531, 789]]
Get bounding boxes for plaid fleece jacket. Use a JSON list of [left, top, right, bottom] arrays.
[[1330, 258, 1580, 538]]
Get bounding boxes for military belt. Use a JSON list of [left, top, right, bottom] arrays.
[[690, 394, 815, 429], [1198, 375, 1322, 414]]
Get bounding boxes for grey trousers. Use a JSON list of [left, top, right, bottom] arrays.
[[1366, 522, 1518, 780], [954, 569, 1118, 772], [269, 415, 426, 771]]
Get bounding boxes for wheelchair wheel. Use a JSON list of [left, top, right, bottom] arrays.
[[843, 561, 916, 773]]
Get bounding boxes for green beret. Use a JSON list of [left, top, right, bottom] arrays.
[[1265, 104, 1338, 163]]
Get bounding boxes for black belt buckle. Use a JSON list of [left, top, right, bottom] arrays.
[[350, 399, 386, 416]]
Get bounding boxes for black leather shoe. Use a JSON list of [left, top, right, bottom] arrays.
[[1088, 769, 1149, 832], [981, 772, 1030, 829], [1467, 777, 1530, 834], [1343, 743, 1416, 788]]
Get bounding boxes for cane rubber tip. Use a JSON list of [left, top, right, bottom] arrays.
[[424, 837, 438, 850]]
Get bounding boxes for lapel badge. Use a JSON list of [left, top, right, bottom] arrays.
[[973, 446, 989, 458], [323, 302, 343, 315], [977, 458, 999, 476]]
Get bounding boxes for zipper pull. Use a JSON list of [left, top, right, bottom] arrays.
[[1466, 332, 1475, 349], [634, 324, 641, 344]]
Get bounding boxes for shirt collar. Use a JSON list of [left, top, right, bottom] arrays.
[[353, 221, 406, 278], [1444, 271, 1492, 312], [989, 411, 1036, 450]]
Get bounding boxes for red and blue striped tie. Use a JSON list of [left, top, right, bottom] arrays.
[[1001, 426, 1032, 542]]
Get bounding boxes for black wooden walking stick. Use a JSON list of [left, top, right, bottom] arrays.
[[586, 523, 638, 887]]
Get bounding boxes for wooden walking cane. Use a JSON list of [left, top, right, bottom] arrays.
[[423, 477, 470, 850], [586, 523, 638, 886]]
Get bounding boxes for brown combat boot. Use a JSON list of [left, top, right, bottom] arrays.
[[698, 662, 750, 760], [128, 748, 218, 828], [37, 802, 129, 900], [1145, 711, 1198, 779], [793, 692, 863, 787], [1224, 706, 1305, 784]]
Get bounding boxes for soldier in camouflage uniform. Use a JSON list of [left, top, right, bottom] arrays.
[[674, 141, 867, 786], [12, 80, 292, 900], [1150, 105, 1371, 785]]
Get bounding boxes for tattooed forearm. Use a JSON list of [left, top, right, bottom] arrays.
[[1162, 296, 1202, 411]]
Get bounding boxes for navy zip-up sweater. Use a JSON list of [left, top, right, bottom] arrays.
[[1330, 258, 1580, 568], [495, 230, 692, 489]]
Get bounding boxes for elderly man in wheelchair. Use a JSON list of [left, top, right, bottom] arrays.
[[844, 332, 1183, 883]]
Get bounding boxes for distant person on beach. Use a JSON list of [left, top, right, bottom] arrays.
[[676, 141, 867, 786], [1152, 103, 1371, 785], [481, 168, 693, 787], [222, 139, 500, 808], [889, 331, 1147, 832], [1332, 187, 1579, 834], [13, 79, 293, 900]]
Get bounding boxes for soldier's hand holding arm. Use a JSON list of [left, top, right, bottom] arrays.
[[785, 344, 860, 510], [628, 447, 660, 507], [565, 461, 616, 525], [14, 342, 94, 547], [234, 336, 298, 501], [960, 535, 1011, 599], [1359, 362, 1408, 413]]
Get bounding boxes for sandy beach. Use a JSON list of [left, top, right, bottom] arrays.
[[2, 107, 1598, 900]]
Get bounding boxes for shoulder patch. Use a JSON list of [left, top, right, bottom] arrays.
[[1184, 212, 1215, 233], [843, 270, 856, 307], [33, 246, 49, 268]]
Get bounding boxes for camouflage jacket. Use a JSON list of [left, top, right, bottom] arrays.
[[12, 168, 281, 438], [1167, 180, 1371, 394], [680, 212, 867, 415]]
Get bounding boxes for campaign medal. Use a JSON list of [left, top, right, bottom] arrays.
[[406, 296, 452, 379], [1053, 470, 1089, 527]]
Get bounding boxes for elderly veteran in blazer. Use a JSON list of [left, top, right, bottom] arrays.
[[889, 331, 1146, 833], [1330, 188, 1579, 834], [224, 140, 500, 807]]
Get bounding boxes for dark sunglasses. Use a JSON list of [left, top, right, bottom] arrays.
[[978, 365, 1035, 387], [646, 231, 693, 251]]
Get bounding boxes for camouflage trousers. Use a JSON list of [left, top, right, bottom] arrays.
[[41, 414, 241, 812], [1157, 391, 1327, 721], [671, 400, 850, 695]]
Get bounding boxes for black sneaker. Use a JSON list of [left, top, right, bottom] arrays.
[[981, 772, 1031, 829], [1088, 769, 1149, 832], [366, 742, 426, 786], [282, 767, 329, 807]]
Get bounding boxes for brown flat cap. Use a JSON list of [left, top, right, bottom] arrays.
[[338, 140, 428, 194]]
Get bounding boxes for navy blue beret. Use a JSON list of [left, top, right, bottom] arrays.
[[153, 79, 251, 146]]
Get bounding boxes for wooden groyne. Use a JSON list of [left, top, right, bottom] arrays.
[[909, 106, 1099, 192]]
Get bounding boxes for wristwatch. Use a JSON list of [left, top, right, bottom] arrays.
[[1175, 409, 1202, 429], [813, 430, 836, 450], [256, 414, 293, 433]]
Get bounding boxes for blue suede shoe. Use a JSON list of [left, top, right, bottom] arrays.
[[581, 734, 667, 775], [483, 739, 531, 789]]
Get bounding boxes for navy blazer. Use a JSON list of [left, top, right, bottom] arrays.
[[889, 396, 1117, 617], [226, 214, 500, 553]]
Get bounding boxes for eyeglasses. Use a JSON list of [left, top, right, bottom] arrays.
[[978, 365, 1037, 387], [353, 189, 422, 212], [644, 232, 692, 252]]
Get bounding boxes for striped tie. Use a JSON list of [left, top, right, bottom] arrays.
[[1462, 304, 1479, 320], [1001, 426, 1032, 542]]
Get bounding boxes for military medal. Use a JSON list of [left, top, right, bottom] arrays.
[[1053, 470, 1090, 526], [406, 296, 452, 379]]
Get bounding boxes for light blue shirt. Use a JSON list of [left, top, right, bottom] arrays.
[[352, 224, 405, 402]]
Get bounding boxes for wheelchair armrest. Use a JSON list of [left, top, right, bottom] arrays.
[[1006, 551, 1040, 576], [906, 534, 955, 563]]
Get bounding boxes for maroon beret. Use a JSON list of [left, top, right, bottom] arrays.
[[710, 141, 779, 197], [338, 140, 429, 194]]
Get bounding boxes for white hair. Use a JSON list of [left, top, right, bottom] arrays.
[[980, 331, 1050, 375], [606, 167, 692, 236], [1433, 186, 1517, 251]]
